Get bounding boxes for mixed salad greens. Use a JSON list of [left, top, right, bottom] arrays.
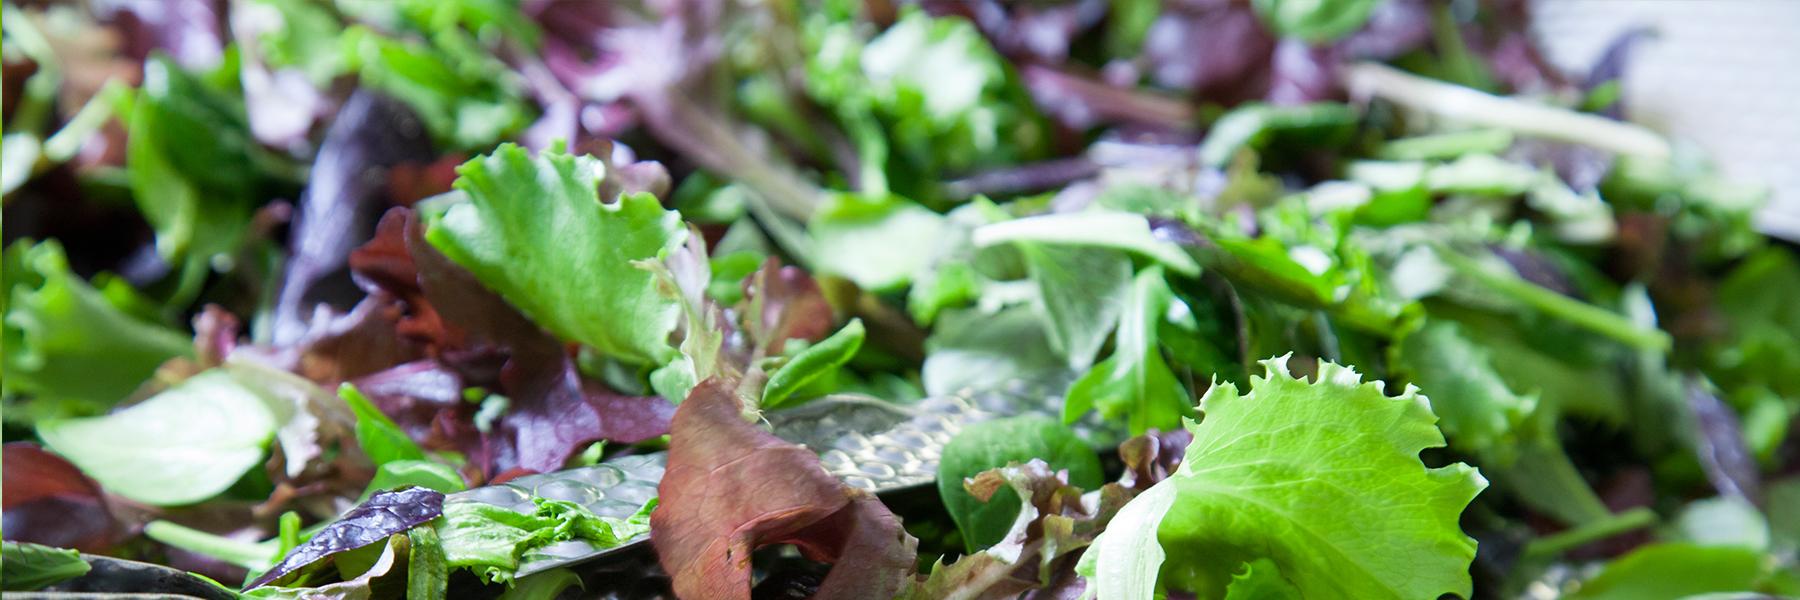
[[4, 0, 1798, 597]]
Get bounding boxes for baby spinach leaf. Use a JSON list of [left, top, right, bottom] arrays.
[[37, 370, 279, 506], [922, 306, 1065, 397], [936, 415, 1102, 552], [423, 143, 685, 364]]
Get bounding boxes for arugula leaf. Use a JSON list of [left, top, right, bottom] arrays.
[[37, 370, 279, 506], [0, 541, 91, 592], [2, 240, 191, 424], [1082, 356, 1485, 598], [762, 319, 866, 410], [424, 143, 685, 364], [1020, 245, 1133, 370], [1394, 320, 1537, 457], [339, 383, 426, 467], [1393, 319, 1612, 525], [1063, 266, 1191, 435], [936, 415, 1103, 552]]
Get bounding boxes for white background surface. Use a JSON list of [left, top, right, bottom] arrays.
[[1531, 0, 1800, 239]]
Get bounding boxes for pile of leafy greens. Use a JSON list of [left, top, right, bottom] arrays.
[[4, 0, 1798, 598]]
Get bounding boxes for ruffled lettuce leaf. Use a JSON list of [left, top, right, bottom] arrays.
[[1081, 355, 1485, 599], [423, 143, 684, 365]]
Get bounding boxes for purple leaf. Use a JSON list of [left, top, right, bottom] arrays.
[[93, 0, 225, 71], [272, 92, 435, 346], [245, 487, 445, 589]]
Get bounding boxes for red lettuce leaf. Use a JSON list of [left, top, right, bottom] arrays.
[[1, 443, 119, 553], [652, 378, 917, 599], [270, 91, 434, 345], [740, 257, 834, 356], [347, 206, 674, 475]]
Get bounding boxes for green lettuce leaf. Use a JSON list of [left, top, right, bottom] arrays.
[[2, 239, 191, 423], [1082, 356, 1485, 598], [439, 496, 654, 584], [424, 143, 684, 364]]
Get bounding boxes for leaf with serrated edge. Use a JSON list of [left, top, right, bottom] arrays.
[[1084, 355, 1485, 599], [424, 143, 683, 364]]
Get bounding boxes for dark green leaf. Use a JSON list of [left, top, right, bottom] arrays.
[[408, 522, 449, 600], [1063, 267, 1190, 435], [936, 415, 1103, 552], [763, 319, 866, 410]]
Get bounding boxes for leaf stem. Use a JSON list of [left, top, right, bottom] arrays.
[[143, 520, 278, 570], [1433, 245, 1671, 352], [1521, 507, 1657, 559]]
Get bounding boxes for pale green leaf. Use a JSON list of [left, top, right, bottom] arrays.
[[39, 370, 278, 506]]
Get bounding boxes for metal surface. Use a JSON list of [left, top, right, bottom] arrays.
[[448, 453, 666, 577]]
